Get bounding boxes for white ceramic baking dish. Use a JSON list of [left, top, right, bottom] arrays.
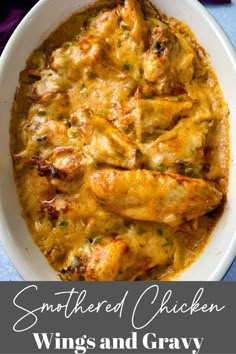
[[0, 0, 236, 280]]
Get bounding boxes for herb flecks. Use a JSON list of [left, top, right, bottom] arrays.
[[38, 110, 47, 117], [123, 64, 130, 71], [58, 220, 69, 229]]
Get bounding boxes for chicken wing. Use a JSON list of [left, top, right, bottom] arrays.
[[84, 231, 174, 281], [61, 223, 175, 281], [90, 169, 222, 226], [118, 0, 149, 48], [85, 116, 138, 169], [140, 116, 213, 176], [115, 96, 193, 141], [143, 25, 197, 95]]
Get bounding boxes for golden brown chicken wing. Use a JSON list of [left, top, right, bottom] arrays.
[[84, 231, 175, 281], [90, 169, 222, 226], [85, 116, 138, 169], [118, 0, 149, 48], [140, 116, 213, 176]]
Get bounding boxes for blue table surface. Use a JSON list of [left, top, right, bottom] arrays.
[[0, 1, 236, 281]]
